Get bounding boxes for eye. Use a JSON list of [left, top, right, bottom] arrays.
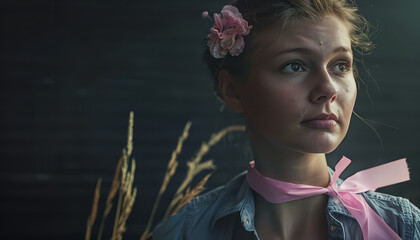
[[332, 62, 350, 73], [282, 62, 306, 73]]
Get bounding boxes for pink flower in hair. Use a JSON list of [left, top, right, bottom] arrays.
[[205, 5, 252, 58]]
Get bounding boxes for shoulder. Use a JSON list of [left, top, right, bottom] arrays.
[[362, 191, 420, 239], [152, 172, 247, 240]]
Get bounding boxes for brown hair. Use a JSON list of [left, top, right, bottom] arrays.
[[203, 0, 373, 98]]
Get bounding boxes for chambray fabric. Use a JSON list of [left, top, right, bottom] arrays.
[[153, 168, 420, 240]]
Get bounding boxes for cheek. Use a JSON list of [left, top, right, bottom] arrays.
[[247, 78, 291, 110], [340, 79, 357, 122], [242, 80, 300, 128]]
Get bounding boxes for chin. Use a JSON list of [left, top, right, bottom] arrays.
[[295, 135, 342, 154], [308, 145, 338, 154], [291, 144, 338, 154]]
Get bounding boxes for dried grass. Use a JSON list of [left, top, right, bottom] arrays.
[[111, 155, 137, 240], [126, 112, 134, 156], [85, 111, 246, 240], [85, 111, 137, 240], [141, 124, 245, 240], [85, 178, 102, 240], [111, 111, 137, 240], [163, 125, 246, 219], [170, 173, 212, 216], [97, 156, 122, 240], [140, 121, 192, 240]]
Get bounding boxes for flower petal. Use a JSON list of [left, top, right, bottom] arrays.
[[211, 42, 227, 58], [222, 5, 242, 18], [213, 13, 223, 31], [220, 34, 236, 50], [229, 36, 245, 56]]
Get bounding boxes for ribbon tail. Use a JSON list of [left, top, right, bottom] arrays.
[[332, 156, 352, 184], [339, 192, 401, 240], [344, 158, 409, 191]]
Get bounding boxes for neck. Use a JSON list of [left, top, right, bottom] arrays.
[[254, 193, 329, 240], [249, 141, 330, 239], [250, 142, 330, 188]]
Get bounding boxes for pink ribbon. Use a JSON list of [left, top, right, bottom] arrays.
[[246, 156, 410, 240]]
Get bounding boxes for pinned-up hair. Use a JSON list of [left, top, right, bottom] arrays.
[[203, 0, 373, 98]]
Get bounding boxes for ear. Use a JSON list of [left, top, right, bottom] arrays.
[[218, 69, 244, 113]]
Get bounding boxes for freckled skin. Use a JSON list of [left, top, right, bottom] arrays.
[[237, 15, 356, 156]]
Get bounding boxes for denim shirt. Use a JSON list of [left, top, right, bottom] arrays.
[[153, 168, 420, 240]]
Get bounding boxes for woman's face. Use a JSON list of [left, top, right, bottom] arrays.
[[237, 15, 356, 154]]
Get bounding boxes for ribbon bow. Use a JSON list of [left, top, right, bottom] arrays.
[[246, 156, 410, 240]]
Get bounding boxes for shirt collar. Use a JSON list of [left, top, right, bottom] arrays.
[[210, 166, 356, 229], [210, 171, 254, 229]]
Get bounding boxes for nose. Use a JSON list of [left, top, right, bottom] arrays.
[[309, 69, 337, 104]]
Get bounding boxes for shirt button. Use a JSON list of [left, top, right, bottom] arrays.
[[330, 225, 336, 232], [245, 218, 249, 224]]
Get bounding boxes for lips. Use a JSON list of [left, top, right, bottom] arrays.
[[301, 113, 338, 129]]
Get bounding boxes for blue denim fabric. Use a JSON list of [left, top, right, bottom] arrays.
[[153, 168, 420, 240]]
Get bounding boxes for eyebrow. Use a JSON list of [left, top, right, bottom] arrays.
[[275, 46, 352, 56]]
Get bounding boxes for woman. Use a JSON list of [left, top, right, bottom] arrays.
[[154, 0, 420, 239]]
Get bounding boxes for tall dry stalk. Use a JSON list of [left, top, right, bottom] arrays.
[[111, 111, 137, 240], [163, 125, 246, 219], [111, 156, 137, 240], [97, 156, 123, 240], [139, 121, 192, 240], [86, 178, 102, 240]]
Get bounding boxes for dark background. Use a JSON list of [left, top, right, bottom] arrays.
[[1, 0, 419, 239]]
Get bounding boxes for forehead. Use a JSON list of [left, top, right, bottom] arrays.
[[247, 15, 352, 58]]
